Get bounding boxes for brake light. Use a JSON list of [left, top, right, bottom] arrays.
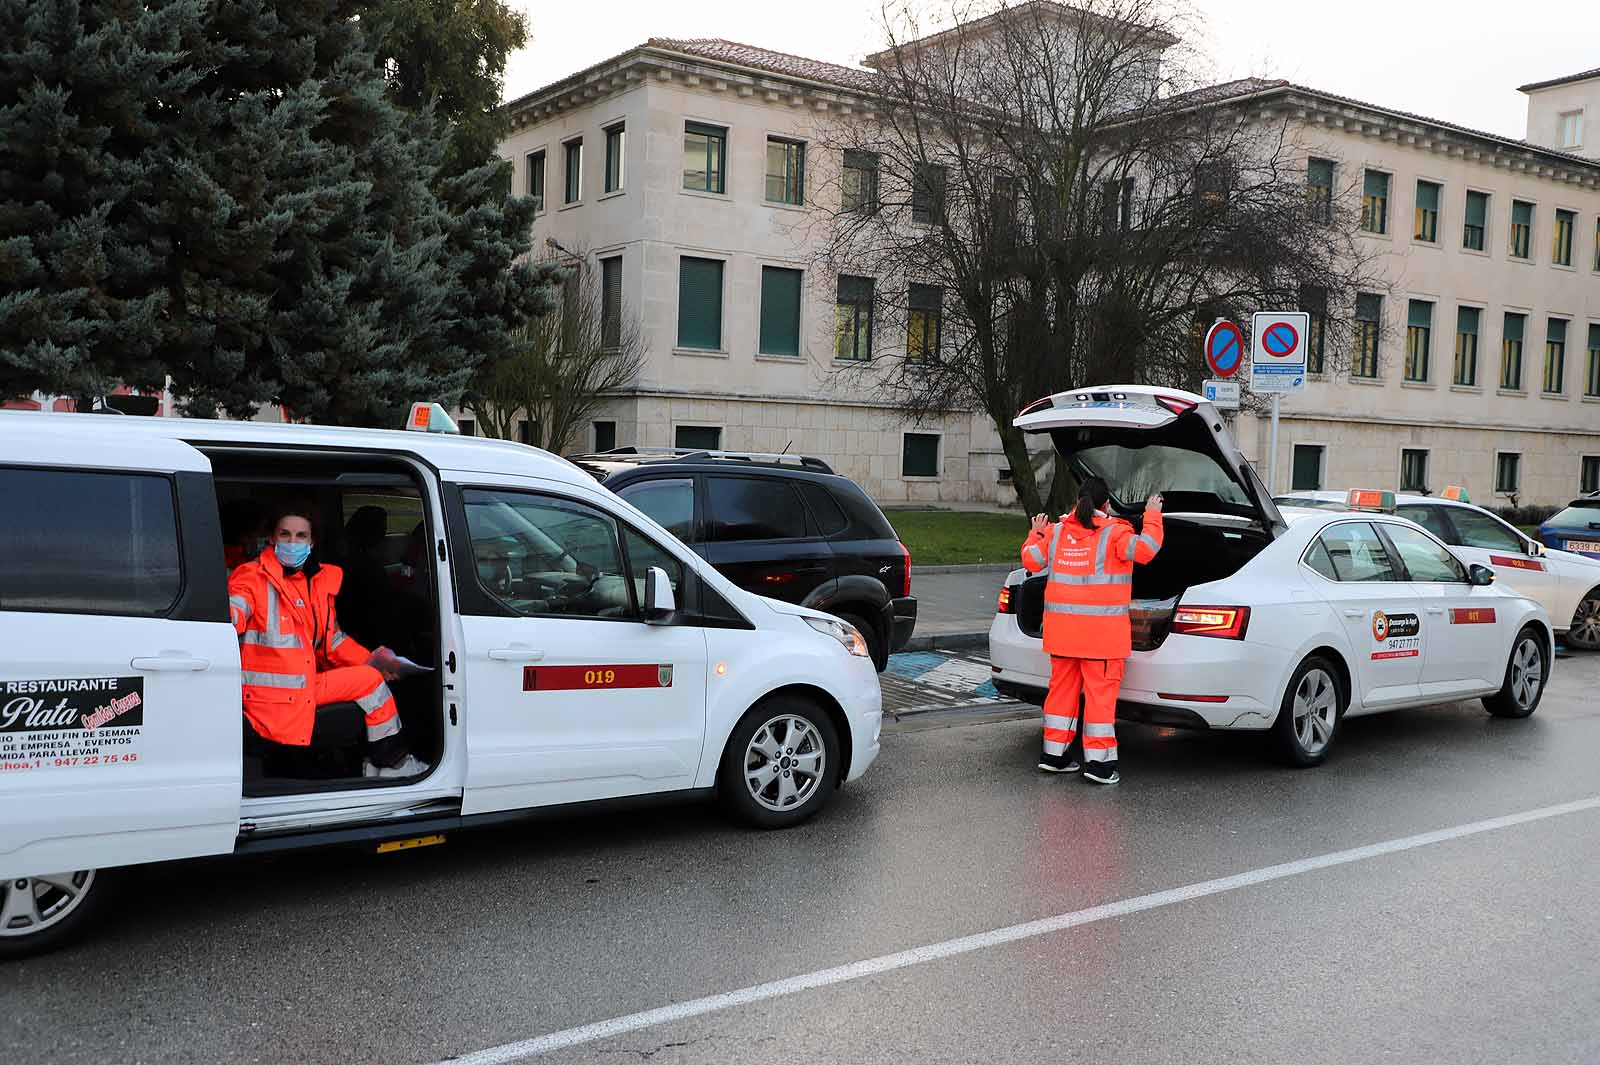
[[899, 541, 912, 597], [1170, 606, 1250, 640], [1155, 394, 1197, 415], [1017, 395, 1056, 417], [997, 586, 1014, 614]]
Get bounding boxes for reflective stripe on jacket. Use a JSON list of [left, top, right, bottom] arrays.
[[1019, 509, 1164, 659], [229, 548, 369, 745]]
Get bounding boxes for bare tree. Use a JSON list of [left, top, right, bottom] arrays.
[[465, 253, 644, 452], [810, 0, 1380, 514]]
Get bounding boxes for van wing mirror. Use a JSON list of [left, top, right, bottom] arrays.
[[1468, 563, 1495, 587], [643, 566, 676, 622]]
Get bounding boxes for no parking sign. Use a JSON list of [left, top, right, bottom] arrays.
[[1250, 311, 1309, 394]]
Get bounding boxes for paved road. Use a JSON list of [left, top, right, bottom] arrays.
[[8, 653, 1599, 1065]]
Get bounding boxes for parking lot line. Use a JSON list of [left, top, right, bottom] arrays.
[[436, 794, 1600, 1065]]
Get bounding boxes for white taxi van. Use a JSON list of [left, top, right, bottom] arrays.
[[0, 407, 882, 958], [988, 387, 1554, 766]]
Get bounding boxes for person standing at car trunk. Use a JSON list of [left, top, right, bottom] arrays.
[[1020, 478, 1163, 785]]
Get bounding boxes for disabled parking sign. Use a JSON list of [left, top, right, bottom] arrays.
[[1250, 311, 1309, 394]]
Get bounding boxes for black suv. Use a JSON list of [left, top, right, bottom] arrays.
[[573, 449, 916, 670]]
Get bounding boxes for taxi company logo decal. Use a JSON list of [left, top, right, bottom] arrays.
[[1370, 611, 1422, 660]]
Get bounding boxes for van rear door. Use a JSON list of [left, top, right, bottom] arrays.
[[0, 427, 242, 879]]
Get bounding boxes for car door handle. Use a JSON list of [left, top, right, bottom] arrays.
[[487, 646, 546, 662], [1425, 606, 1445, 614], [132, 653, 211, 672], [1341, 609, 1363, 618]]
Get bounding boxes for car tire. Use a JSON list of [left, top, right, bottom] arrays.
[[1566, 589, 1600, 651], [718, 695, 840, 829], [834, 609, 886, 671], [1483, 626, 1548, 719], [0, 867, 114, 961], [1272, 655, 1345, 767]]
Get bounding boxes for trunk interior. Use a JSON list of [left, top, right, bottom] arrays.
[[1016, 516, 1271, 650]]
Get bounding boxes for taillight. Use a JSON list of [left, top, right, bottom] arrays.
[[898, 541, 912, 597], [1155, 394, 1198, 415], [997, 586, 1014, 614], [1170, 605, 1250, 639], [1017, 394, 1056, 417]]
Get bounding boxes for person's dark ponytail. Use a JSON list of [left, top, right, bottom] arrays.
[[1072, 477, 1110, 529]]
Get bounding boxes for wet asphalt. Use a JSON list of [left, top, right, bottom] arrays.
[[6, 652, 1599, 1065]]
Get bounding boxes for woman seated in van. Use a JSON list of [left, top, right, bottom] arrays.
[[228, 504, 428, 778]]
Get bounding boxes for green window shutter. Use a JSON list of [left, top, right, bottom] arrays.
[[1465, 191, 1487, 226], [1512, 200, 1532, 226], [759, 267, 802, 356], [1291, 446, 1323, 491], [902, 433, 940, 477], [1363, 170, 1388, 197], [1356, 293, 1381, 321], [601, 256, 622, 349], [1416, 181, 1439, 211], [1457, 306, 1479, 335], [1408, 300, 1433, 328], [1590, 323, 1600, 350], [1307, 158, 1333, 186], [677, 257, 723, 350], [1549, 318, 1567, 344], [675, 425, 722, 451], [1504, 313, 1524, 342]]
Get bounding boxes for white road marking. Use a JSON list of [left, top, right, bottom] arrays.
[[439, 795, 1600, 1064]]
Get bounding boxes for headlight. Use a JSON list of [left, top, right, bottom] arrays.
[[805, 616, 870, 657]]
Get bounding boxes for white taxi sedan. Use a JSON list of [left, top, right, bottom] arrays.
[[988, 387, 1556, 766], [1275, 489, 1600, 651]]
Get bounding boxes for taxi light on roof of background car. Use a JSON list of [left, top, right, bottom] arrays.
[[1441, 485, 1471, 503], [405, 402, 459, 434], [1346, 489, 1396, 513], [1170, 605, 1251, 640]]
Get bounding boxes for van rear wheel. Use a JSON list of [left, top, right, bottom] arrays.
[[718, 696, 840, 829], [0, 868, 111, 960]]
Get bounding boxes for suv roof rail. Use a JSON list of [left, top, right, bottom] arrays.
[[587, 446, 834, 473]]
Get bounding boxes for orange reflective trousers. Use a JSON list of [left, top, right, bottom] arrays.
[[1042, 657, 1123, 772]]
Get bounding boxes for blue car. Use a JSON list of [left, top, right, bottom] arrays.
[[1539, 494, 1600, 557]]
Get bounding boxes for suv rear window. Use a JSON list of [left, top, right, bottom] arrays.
[[799, 482, 849, 537], [0, 467, 183, 616], [821, 478, 897, 540], [706, 477, 811, 541]]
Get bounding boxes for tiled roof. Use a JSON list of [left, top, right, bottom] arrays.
[[1518, 67, 1600, 93], [644, 37, 881, 92]]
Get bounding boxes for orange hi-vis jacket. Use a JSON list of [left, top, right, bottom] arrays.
[[228, 548, 371, 746], [1020, 508, 1164, 660]]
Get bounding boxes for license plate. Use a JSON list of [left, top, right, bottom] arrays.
[[1566, 540, 1600, 555]]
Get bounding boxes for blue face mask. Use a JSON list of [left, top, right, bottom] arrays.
[[275, 541, 312, 570]]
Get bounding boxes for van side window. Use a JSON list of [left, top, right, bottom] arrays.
[[460, 489, 635, 619], [0, 467, 182, 616], [705, 476, 810, 542]]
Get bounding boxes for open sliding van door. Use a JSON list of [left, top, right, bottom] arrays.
[[0, 425, 242, 883]]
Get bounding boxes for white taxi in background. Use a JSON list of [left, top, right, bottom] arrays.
[[986, 385, 1556, 767], [1275, 487, 1600, 651]]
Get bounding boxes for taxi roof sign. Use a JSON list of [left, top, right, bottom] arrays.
[[1346, 489, 1395, 513], [1440, 485, 1470, 503], [406, 402, 458, 434]]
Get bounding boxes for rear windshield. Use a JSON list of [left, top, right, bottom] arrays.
[[1549, 503, 1600, 526], [1077, 444, 1248, 508]]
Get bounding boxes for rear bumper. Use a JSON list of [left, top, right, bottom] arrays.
[[890, 596, 918, 650]]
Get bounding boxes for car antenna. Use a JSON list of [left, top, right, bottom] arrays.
[[781, 441, 792, 455]]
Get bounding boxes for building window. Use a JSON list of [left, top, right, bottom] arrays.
[[458, 418, 476, 436], [1594, 217, 1600, 271], [600, 255, 622, 350], [758, 266, 803, 357], [1501, 312, 1526, 390], [516, 419, 535, 445], [902, 433, 940, 478], [993, 173, 1021, 248], [593, 421, 617, 453], [603, 123, 625, 193], [907, 283, 943, 363], [563, 138, 582, 204], [1414, 180, 1440, 242], [1291, 444, 1325, 491], [842, 150, 880, 213], [683, 122, 727, 193], [1361, 170, 1389, 234], [1400, 449, 1429, 493], [1353, 293, 1381, 378], [1195, 162, 1231, 207], [676, 257, 724, 351], [1306, 158, 1334, 222], [527, 150, 546, 213], [1301, 286, 1328, 374], [676, 425, 722, 451], [834, 275, 875, 361], [1495, 452, 1521, 495], [1583, 455, 1600, 494], [765, 138, 805, 205], [1545, 317, 1567, 394], [1509, 200, 1532, 258], [1463, 190, 1487, 250], [1559, 109, 1584, 149], [1100, 176, 1133, 233], [1553, 208, 1575, 265], [911, 163, 946, 224], [1405, 299, 1432, 382], [1454, 306, 1480, 387], [1587, 324, 1600, 398]]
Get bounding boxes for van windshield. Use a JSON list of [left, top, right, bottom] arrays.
[[1075, 444, 1249, 509]]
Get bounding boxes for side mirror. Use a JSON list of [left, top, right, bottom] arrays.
[[1524, 538, 1546, 558], [643, 566, 676, 622], [1469, 563, 1495, 587]]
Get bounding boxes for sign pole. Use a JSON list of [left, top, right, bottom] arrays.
[[1268, 393, 1281, 493]]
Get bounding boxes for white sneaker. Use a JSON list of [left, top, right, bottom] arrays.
[[1083, 767, 1120, 786], [363, 754, 430, 779]]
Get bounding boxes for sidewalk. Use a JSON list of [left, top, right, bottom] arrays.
[[904, 564, 1013, 649]]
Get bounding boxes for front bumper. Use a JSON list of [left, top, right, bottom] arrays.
[[841, 655, 883, 782], [890, 596, 918, 651]]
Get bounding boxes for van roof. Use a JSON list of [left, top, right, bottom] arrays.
[[0, 410, 594, 487]]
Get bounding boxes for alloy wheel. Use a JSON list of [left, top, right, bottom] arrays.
[[1569, 597, 1600, 648], [1292, 668, 1338, 755], [743, 715, 826, 813], [1511, 637, 1544, 710], [0, 870, 95, 939]]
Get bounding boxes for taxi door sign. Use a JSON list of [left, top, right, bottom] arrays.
[[1370, 610, 1421, 660], [523, 664, 674, 691], [1450, 607, 1497, 625], [1489, 554, 1546, 572]]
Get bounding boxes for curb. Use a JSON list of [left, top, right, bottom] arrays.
[[914, 563, 1016, 575], [901, 631, 989, 652]]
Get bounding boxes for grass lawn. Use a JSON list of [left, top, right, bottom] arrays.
[[885, 508, 1031, 567]]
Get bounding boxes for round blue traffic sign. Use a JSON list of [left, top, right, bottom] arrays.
[[1262, 321, 1300, 357], [1204, 320, 1243, 377]]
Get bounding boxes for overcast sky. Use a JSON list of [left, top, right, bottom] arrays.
[[503, 1, 1593, 140]]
